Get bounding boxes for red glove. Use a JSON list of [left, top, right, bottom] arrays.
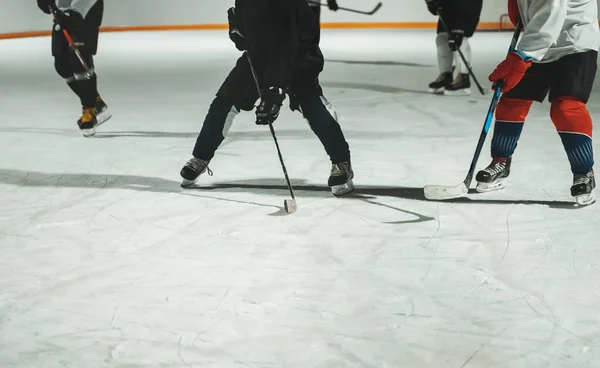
[[508, 0, 520, 27], [489, 51, 532, 93]]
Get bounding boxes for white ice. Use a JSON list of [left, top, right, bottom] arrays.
[[1, 30, 600, 368]]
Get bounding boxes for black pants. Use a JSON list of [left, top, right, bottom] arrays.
[[192, 54, 350, 164]]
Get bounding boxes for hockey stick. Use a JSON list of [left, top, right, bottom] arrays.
[[423, 23, 523, 201], [48, 3, 93, 80], [245, 53, 297, 214], [437, 15, 485, 95], [306, 1, 383, 15]]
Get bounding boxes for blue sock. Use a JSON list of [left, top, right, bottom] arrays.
[[559, 133, 594, 174], [491, 121, 524, 158]]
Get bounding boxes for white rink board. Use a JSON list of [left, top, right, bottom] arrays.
[[1, 30, 600, 367]]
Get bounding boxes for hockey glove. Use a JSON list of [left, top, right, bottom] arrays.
[[256, 87, 285, 125], [227, 7, 246, 51], [37, 0, 53, 14], [327, 0, 339, 11], [425, 0, 440, 16], [489, 50, 532, 93], [448, 29, 464, 51]]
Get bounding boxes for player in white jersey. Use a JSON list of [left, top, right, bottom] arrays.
[[37, 0, 111, 137], [476, 0, 600, 205]]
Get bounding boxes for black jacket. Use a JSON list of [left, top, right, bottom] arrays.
[[235, 0, 323, 90]]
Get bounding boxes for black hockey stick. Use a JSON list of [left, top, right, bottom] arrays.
[[424, 22, 523, 200], [245, 53, 297, 214], [306, 1, 383, 15], [437, 15, 485, 95], [48, 3, 93, 80]]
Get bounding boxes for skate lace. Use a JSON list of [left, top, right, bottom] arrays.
[[573, 174, 590, 186], [485, 161, 507, 176], [331, 163, 348, 176], [435, 73, 448, 83], [188, 159, 213, 176]]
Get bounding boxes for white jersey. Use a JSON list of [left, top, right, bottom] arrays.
[[516, 0, 600, 62], [56, 0, 98, 18]]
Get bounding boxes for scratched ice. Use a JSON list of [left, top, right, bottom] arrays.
[[1, 30, 600, 367]]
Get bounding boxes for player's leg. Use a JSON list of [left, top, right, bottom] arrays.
[[293, 82, 353, 196], [548, 50, 597, 204], [180, 56, 257, 187], [52, 8, 102, 136], [444, 37, 472, 96], [429, 20, 453, 94], [476, 64, 549, 192], [85, 0, 111, 127]]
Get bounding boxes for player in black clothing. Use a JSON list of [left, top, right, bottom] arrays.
[[425, 0, 483, 95], [180, 0, 353, 196], [36, 0, 111, 136]]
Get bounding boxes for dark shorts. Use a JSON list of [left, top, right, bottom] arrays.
[[51, 0, 103, 56], [504, 50, 598, 104]]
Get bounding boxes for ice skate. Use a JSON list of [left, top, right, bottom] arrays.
[[77, 107, 98, 137], [95, 96, 112, 127], [328, 161, 355, 196], [476, 157, 511, 193], [428, 72, 453, 94], [444, 73, 471, 96], [571, 171, 596, 206], [180, 157, 212, 187]]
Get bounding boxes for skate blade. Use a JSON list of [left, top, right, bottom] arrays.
[[476, 179, 507, 193], [331, 180, 355, 197], [444, 88, 472, 96], [428, 87, 445, 94], [96, 110, 112, 127], [181, 178, 198, 188], [81, 127, 96, 137], [575, 192, 596, 206]]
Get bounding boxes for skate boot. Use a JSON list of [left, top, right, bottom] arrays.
[[77, 107, 98, 137], [328, 161, 355, 196], [476, 157, 511, 192], [180, 157, 212, 187], [428, 72, 453, 94], [95, 96, 112, 127], [444, 73, 471, 96], [571, 170, 596, 206]]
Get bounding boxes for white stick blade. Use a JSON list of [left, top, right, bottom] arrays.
[[284, 199, 297, 214], [423, 183, 468, 200]]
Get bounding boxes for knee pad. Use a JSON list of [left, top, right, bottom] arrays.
[[550, 97, 592, 137], [496, 97, 533, 122]]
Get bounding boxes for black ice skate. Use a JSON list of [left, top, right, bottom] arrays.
[[77, 107, 98, 137], [428, 72, 453, 94], [95, 96, 112, 127], [476, 157, 511, 193], [180, 157, 212, 187], [328, 162, 355, 196], [444, 73, 471, 96], [571, 170, 596, 206]]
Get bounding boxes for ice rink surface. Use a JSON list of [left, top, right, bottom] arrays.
[[1, 29, 600, 367]]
